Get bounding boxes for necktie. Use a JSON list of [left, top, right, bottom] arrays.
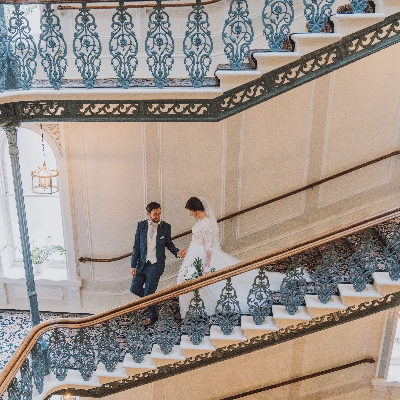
[[149, 223, 155, 239]]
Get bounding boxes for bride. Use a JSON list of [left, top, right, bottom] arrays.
[[177, 197, 287, 318]]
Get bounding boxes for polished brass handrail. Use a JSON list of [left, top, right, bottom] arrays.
[[78, 150, 400, 263], [0, 206, 399, 396]]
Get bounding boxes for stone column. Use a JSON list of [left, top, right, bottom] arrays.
[[3, 121, 40, 327]]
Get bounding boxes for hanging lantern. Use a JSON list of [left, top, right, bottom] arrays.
[[31, 128, 59, 195]]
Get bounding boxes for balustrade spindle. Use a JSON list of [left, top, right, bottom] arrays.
[[183, 289, 209, 345], [247, 267, 273, 325], [216, 278, 241, 335], [262, 0, 294, 52], [39, 5, 67, 90], [73, 329, 96, 381], [280, 259, 307, 315], [48, 328, 69, 381], [313, 244, 341, 304], [303, 0, 334, 33], [97, 322, 121, 373], [0, 9, 8, 93], [154, 300, 180, 355], [73, 3, 102, 89], [31, 341, 47, 393], [145, 0, 174, 89], [349, 229, 378, 292], [126, 311, 152, 363], [384, 224, 400, 281], [222, 0, 254, 71], [109, 1, 138, 89], [350, 0, 369, 13], [9, 5, 37, 90], [183, 0, 213, 88], [20, 359, 33, 400]]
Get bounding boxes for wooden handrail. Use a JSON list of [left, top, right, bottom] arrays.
[[221, 358, 376, 399], [79, 150, 400, 263], [1, 206, 399, 396], [56, 0, 223, 10]]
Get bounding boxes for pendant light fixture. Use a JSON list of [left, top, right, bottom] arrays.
[[31, 126, 59, 195]]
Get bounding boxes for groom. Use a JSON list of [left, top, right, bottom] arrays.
[[130, 202, 185, 326]]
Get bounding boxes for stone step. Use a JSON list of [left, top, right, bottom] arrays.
[[331, 13, 386, 36], [209, 325, 247, 348], [373, 272, 400, 297], [241, 315, 279, 340], [338, 283, 381, 307], [179, 335, 216, 358], [291, 33, 343, 55], [272, 305, 312, 329], [305, 295, 347, 318], [122, 353, 157, 375], [93, 362, 128, 384], [150, 344, 186, 368], [215, 69, 261, 91], [252, 52, 302, 75]]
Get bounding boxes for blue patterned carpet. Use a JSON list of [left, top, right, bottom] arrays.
[[0, 310, 90, 372]]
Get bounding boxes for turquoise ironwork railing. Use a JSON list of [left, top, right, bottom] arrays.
[[0, 210, 399, 399], [0, 0, 376, 93]]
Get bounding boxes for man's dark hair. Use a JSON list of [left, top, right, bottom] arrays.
[[146, 202, 161, 213], [185, 197, 205, 212]]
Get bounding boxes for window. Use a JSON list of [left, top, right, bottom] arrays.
[[0, 127, 66, 279]]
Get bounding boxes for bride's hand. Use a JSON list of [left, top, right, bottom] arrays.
[[203, 265, 211, 275]]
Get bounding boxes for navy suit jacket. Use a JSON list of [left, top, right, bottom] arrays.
[[131, 220, 179, 276]]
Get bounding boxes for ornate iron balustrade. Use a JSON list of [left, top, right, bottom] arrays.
[[0, 0, 386, 94], [1, 209, 400, 399], [1, 10, 400, 122]]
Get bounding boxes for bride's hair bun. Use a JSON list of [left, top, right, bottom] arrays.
[[185, 197, 205, 212]]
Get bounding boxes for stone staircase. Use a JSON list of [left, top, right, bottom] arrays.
[[29, 271, 400, 400]]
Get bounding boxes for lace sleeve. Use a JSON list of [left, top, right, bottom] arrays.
[[201, 219, 213, 252]]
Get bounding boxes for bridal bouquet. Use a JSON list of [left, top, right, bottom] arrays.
[[182, 257, 215, 282]]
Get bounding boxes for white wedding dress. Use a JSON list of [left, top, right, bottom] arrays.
[[176, 198, 290, 318]]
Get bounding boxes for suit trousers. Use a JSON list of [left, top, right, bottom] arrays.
[[130, 261, 160, 319]]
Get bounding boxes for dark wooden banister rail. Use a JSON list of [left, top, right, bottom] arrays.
[[1, 205, 399, 396], [221, 358, 376, 399], [78, 150, 400, 263]]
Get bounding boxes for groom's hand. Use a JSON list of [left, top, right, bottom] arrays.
[[131, 268, 137, 277], [178, 249, 187, 258]]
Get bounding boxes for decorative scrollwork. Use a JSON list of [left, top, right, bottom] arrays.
[[303, 0, 334, 33], [109, 1, 138, 89], [97, 322, 121, 373], [7, 377, 20, 400], [145, 0, 174, 89], [350, 0, 369, 13], [348, 229, 378, 292], [154, 300, 180, 355], [222, 0, 254, 71], [384, 223, 400, 281], [183, 290, 209, 345], [72, 329, 96, 381], [0, 13, 8, 93], [48, 328, 69, 381], [73, 3, 102, 89], [262, 0, 294, 52], [183, 0, 213, 88], [39, 5, 67, 90], [126, 311, 152, 363], [31, 341, 47, 393], [216, 278, 241, 335], [20, 358, 32, 400], [8, 5, 37, 90], [313, 244, 341, 303], [280, 260, 307, 315], [247, 267, 273, 325]]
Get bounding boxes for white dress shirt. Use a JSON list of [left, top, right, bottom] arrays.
[[146, 220, 158, 264]]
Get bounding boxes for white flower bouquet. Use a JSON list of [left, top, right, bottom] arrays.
[[182, 257, 215, 282]]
